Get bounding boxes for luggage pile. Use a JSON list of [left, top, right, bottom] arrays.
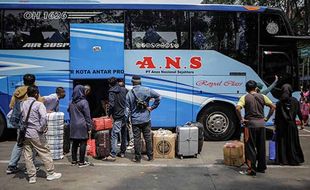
[[223, 141, 245, 167], [87, 117, 113, 158], [46, 112, 65, 160]]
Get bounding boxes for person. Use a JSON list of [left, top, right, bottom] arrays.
[[118, 79, 134, 150], [256, 75, 278, 95], [236, 80, 275, 176], [300, 96, 309, 126], [6, 74, 39, 174], [125, 75, 161, 163], [104, 77, 127, 161], [275, 84, 304, 165], [42, 87, 66, 112], [22, 86, 62, 184], [68, 85, 92, 167]]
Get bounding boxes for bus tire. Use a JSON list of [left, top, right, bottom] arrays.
[[0, 113, 6, 138], [199, 104, 237, 141]]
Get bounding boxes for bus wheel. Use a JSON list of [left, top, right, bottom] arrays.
[[0, 113, 6, 138], [199, 105, 236, 141]]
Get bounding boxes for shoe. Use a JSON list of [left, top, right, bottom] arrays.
[[46, 172, 62, 181], [78, 161, 91, 168], [29, 177, 36, 184], [239, 170, 256, 177], [71, 161, 78, 166], [24, 167, 40, 175], [132, 158, 141, 163], [147, 156, 154, 161], [116, 153, 125, 158], [102, 155, 116, 162], [6, 166, 19, 174]]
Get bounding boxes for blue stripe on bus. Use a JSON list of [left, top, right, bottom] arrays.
[[0, 54, 68, 63], [70, 30, 123, 40], [0, 4, 267, 12], [71, 24, 124, 34]]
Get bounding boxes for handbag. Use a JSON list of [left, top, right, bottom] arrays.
[[17, 100, 35, 147]]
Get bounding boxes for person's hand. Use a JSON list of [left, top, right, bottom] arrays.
[[43, 127, 48, 133], [241, 118, 248, 126], [147, 107, 152, 112]]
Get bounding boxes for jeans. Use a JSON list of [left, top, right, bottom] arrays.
[[111, 118, 127, 157], [133, 121, 153, 160], [71, 139, 87, 164]]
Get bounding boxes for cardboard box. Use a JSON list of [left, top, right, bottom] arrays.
[[153, 130, 176, 159], [223, 141, 245, 167]]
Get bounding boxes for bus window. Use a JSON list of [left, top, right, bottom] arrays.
[[3, 10, 69, 49], [190, 11, 258, 72], [125, 10, 190, 49], [68, 10, 124, 24], [262, 50, 294, 98], [259, 13, 288, 45]]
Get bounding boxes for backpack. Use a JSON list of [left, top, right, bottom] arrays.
[[131, 89, 147, 110], [9, 99, 23, 128]]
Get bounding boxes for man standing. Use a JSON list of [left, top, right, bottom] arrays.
[[236, 80, 275, 176], [6, 74, 37, 174], [104, 77, 127, 161], [22, 86, 62, 184], [42, 87, 66, 112], [125, 75, 160, 163]]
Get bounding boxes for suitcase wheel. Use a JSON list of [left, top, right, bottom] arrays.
[[180, 155, 183, 160], [194, 154, 198, 158]]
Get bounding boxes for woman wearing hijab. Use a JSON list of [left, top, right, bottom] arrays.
[[68, 85, 92, 167], [274, 84, 304, 165]]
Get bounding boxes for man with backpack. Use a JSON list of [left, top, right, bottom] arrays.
[[125, 75, 161, 163], [6, 74, 39, 174], [22, 85, 62, 183]]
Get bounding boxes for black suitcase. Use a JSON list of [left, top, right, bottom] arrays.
[[187, 122, 204, 154], [63, 124, 70, 154], [94, 130, 111, 158]]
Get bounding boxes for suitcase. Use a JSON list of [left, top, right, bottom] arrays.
[[63, 124, 70, 154], [223, 141, 245, 167], [186, 122, 204, 154], [46, 112, 65, 126], [269, 133, 276, 160], [176, 125, 199, 159], [87, 139, 97, 157], [153, 130, 176, 159], [94, 130, 111, 158], [93, 117, 113, 131]]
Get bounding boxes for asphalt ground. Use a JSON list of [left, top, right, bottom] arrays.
[[0, 128, 309, 190]]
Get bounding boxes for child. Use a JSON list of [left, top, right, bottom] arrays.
[[300, 96, 309, 128]]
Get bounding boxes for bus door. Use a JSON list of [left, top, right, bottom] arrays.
[[260, 46, 297, 98], [70, 23, 124, 79]]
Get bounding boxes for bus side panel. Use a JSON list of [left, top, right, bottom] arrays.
[[176, 76, 193, 125], [0, 76, 9, 117], [125, 75, 177, 128]]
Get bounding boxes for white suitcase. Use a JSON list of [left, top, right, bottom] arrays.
[[176, 125, 199, 159]]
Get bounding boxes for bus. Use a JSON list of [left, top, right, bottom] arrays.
[[0, 1, 299, 140]]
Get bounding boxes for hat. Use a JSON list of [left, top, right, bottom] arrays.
[[256, 82, 263, 90], [131, 75, 141, 83]]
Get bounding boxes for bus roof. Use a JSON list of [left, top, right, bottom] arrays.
[[0, 1, 267, 12]]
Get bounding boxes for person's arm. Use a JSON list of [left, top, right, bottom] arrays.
[[263, 95, 276, 121], [148, 89, 161, 111], [260, 75, 278, 95], [38, 103, 47, 132], [9, 95, 16, 110], [82, 100, 93, 131], [125, 93, 131, 122], [235, 95, 246, 125], [108, 92, 115, 117]]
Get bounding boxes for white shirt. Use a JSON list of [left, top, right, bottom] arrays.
[[43, 93, 59, 112]]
